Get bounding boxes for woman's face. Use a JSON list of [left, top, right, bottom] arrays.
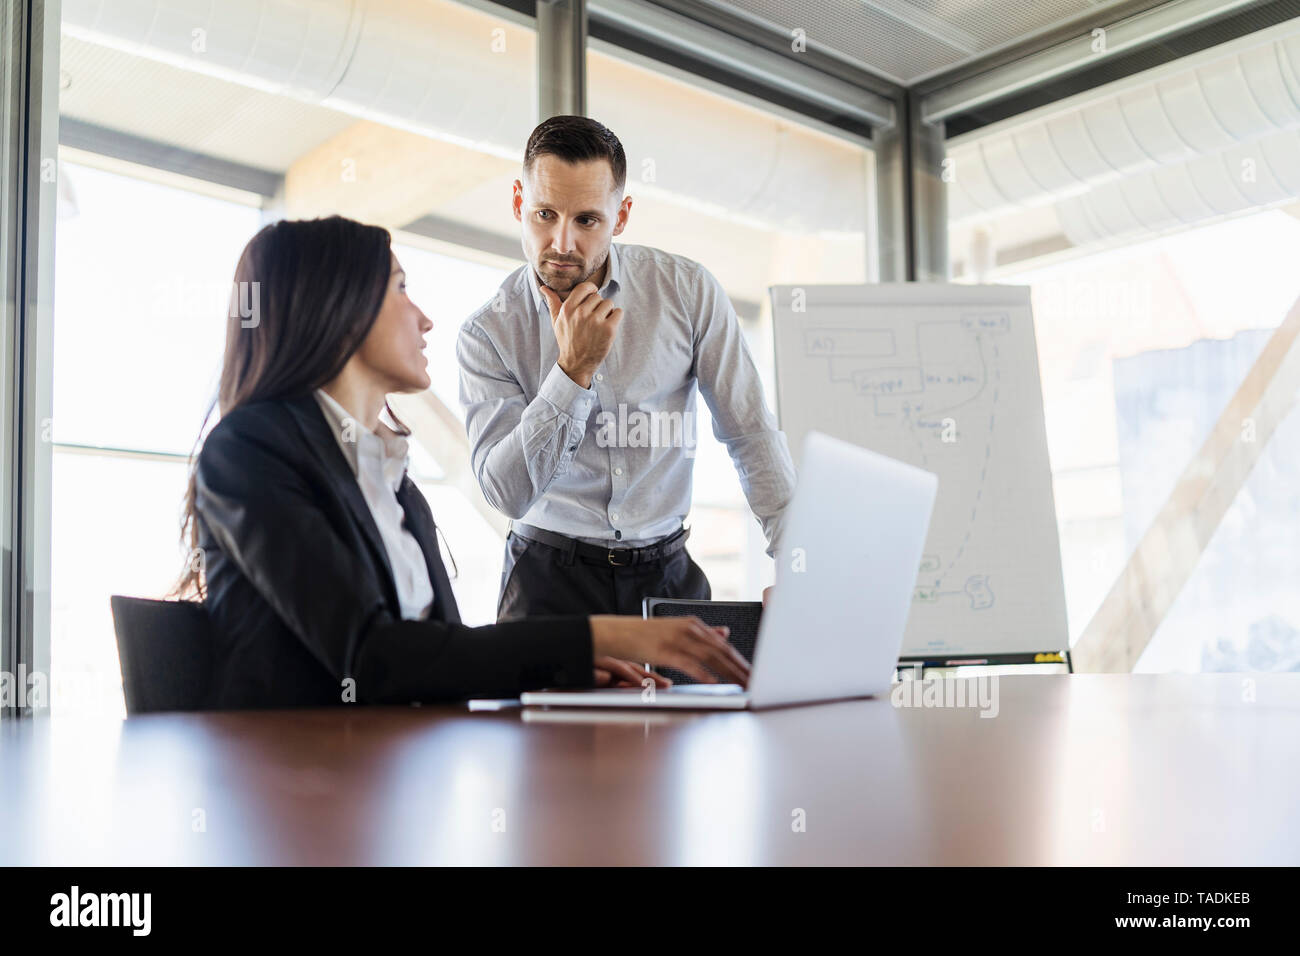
[[354, 253, 433, 392]]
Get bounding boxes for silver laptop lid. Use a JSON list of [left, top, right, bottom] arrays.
[[749, 431, 938, 709]]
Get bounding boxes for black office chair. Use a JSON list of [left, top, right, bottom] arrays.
[[110, 596, 214, 714], [642, 597, 763, 685]]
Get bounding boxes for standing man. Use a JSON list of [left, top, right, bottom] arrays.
[[458, 115, 795, 622]]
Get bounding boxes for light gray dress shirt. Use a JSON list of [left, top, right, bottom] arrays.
[[313, 389, 435, 620], [457, 242, 796, 554]]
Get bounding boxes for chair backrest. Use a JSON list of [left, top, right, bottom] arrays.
[[110, 596, 214, 714], [643, 598, 763, 685]]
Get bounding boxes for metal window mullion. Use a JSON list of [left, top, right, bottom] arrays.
[[589, 0, 897, 130], [3, 0, 59, 718], [537, 0, 588, 119], [874, 91, 950, 283]]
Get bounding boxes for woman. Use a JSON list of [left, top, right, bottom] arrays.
[[177, 215, 747, 708]]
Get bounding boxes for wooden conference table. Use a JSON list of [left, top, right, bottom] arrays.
[[2, 673, 1298, 865]]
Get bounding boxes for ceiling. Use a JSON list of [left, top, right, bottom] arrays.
[[58, 35, 357, 174], [55, 23, 869, 307], [682, 0, 1165, 84]]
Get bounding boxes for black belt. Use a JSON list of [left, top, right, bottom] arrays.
[[512, 522, 690, 567]]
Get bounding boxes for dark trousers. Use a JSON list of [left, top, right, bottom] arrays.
[[496, 530, 711, 621]]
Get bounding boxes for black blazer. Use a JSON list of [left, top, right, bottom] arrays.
[[194, 394, 592, 708]]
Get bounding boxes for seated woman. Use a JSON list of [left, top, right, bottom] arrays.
[[176, 215, 747, 708]]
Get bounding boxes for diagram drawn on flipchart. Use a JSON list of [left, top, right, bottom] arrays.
[[771, 285, 1068, 657], [805, 312, 1005, 611]]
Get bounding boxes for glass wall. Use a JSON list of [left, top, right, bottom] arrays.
[[992, 213, 1300, 673], [50, 162, 261, 714], [53, 0, 538, 715], [946, 24, 1300, 672], [0, 2, 19, 690], [50, 0, 876, 715]]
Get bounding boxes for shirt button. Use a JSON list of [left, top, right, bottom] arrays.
[[614, 467, 623, 476], [611, 512, 620, 522], [595, 373, 604, 382]]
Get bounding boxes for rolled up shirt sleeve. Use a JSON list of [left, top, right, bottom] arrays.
[[457, 318, 597, 520], [691, 263, 797, 556]]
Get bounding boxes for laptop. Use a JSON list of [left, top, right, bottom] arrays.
[[519, 430, 938, 711]]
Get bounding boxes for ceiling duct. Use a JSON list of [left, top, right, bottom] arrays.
[[60, 0, 866, 235], [947, 19, 1300, 245]]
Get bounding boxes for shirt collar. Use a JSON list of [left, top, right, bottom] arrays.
[[312, 388, 409, 491], [529, 242, 622, 314]]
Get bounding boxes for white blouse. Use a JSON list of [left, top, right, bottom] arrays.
[[313, 389, 435, 621]]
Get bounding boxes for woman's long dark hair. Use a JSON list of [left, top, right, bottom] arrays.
[[174, 215, 395, 598]]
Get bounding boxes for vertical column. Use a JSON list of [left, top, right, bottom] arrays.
[[910, 96, 949, 283], [0, 0, 59, 717], [537, 0, 588, 120], [873, 92, 949, 282], [872, 95, 909, 283]]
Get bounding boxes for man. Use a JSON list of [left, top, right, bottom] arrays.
[[458, 115, 795, 622]]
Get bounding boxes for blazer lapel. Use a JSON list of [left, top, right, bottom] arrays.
[[285, 395, 401, 615], [396, 477, 462, 625]]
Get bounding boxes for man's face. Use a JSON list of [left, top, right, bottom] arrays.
[[513, 156, 631, 300]]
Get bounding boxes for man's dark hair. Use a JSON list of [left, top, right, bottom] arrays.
[[524, 115, 627, 191]]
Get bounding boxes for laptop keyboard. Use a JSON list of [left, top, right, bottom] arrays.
[[647, 601, 762, 685]]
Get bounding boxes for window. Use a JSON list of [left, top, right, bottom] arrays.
[[50, 162, 261, 715], [999, 212, 1300, 673], [51, 1, 880, 714], [946, 22, 1300, 671], [54, 0, 538, 714]]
